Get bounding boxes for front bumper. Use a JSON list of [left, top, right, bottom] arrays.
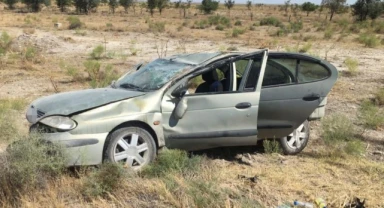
[[40, 132, 109, 166]]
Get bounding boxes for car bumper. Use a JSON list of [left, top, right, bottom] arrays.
[[41, 132, 109, 166]]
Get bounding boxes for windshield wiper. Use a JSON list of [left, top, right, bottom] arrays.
[[119, 83, 143, 91]]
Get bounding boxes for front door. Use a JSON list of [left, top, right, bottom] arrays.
[[161, 50, 268, 151], [257, 53, 338, 139]]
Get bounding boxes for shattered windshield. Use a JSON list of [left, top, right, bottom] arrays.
[[116, 59, 192, 91]]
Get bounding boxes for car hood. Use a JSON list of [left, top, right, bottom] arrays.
[[26, 88, 145, 123]]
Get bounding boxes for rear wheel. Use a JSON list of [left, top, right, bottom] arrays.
[[279, 120, 310, 155], [105, 127, 156, 170]]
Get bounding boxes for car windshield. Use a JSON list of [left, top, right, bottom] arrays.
[[116, 59, 192, 91]]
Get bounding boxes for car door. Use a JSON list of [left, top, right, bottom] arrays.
[[257, 52, 338, 139], [161, 50, 268, 151]]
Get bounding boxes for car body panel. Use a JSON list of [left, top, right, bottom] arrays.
[[26, 88, 145, 123]]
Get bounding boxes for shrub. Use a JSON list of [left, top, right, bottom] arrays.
[[0, 134, 67, 204], [141, 149, 202, 178], [67, 16, 83, 30], [234, 20, 242, 26], [82, 163, 126, 198], [193, 19, 209, 29], [321, 114, 364, 156], [359, 100, 384, 130], [358, 33, 380, 48], [89, 45, 104, 60], [260, 17, 282, 27], [232, 28, 245, 37], [215, 25, 224, 31], [374, 88, 384, 106], [148, 21, 166, 33], [24, 46, 37, 62], [0, 31, 12, 56], [0, 99, 25, 143], [263, 139, 282, 154], [208, 15, 231, 27], [337, 18, 350, 31], [84, 61, 119, 88], [289, 20, 303, 33], [199, 0, 219, 14], [324, 28, 334, 39], [374, 21, 384, 34], [344, 57, 359, 76]]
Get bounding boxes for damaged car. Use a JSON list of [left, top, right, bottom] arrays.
[[25, 49, 338, 169]]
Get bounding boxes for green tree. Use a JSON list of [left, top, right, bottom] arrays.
[[22, 0, 50, 12], [199, 0, 219, 14], [322, 0, 346, 21], [301, 2, 317, 16], [74, 0, 100, 14], [224, 0, 235, 15], [246, 0, 252, 10], [120, 0, 133, 13], [157, 0, 168, 15], [56, 0, 72, 12], [5, 0, 18, 9], [147, 0, 157, 16], [352, 0, 384, 21], [109, 0, 119, 13]]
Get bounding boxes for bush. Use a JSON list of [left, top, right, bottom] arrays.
[[374, 88, 384, 106], [232, 28, 245, 37], [234, 20, 242, 26], [0, 134, 67, 204], [215, 25, 224, 31], [82, 163, 126, 198], [24, 46, 37, 62], [208, 15, 231, 27], [199, 0, 219, 14], [84, 61, 119, 88], [0, 99, 25, 143], [344, 57, 359, 76], [359, 100, 384, 130], [263, 139, 282, 153], [289, 20, 303, 33], [67, 16, 83, 30], [148, 21, 166, 33], [374, 21, 384, 34], [0, 31, 12, 56], [89, 45, 104, 60], [324, 28, 334, 39], [260, 17, 282, 27], [141, 149, 203, 178], [193, 19, 209, 29], [321, 114, 364, 156], [358, 33, 380, 48]]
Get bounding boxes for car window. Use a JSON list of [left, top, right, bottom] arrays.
[[244, 58, 262, 91], [262, 59, 294, 87], [187, 68, 226, 94], [116, 59, 192, 91], [298, 60, 330, 82]]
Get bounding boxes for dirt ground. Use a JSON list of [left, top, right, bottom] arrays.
[[0, 4, 384, 207]]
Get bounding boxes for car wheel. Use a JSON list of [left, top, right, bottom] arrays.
[[279, 120, 310, 155], [105, 127, 156, 170]]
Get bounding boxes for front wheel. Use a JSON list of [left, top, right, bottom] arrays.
[[279, 120, 310, 155], [104, 127, 157, 170]]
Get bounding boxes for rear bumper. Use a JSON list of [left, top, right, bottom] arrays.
[[41, 132, 108, 166]]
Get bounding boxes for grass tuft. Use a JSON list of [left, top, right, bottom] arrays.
[[67, 16, 83, 30], [344, 57, 359, 76], [359, 100, 384, 130], [263, 139, 282, 154]]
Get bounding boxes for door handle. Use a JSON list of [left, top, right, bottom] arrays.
[[303, 94, 320, 101], [235, 102, 251, 109]]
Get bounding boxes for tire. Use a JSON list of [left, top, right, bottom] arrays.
[[279, 120, 310, 155], [104, 126, 157, 170]]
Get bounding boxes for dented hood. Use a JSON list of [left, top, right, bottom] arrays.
[[26, 88, 145, 123]]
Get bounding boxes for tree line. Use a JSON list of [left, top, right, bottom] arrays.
[[2, 0, 384, 22]]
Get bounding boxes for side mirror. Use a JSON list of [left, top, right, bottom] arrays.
[[171, 81, 188, 98], [175, 97, 187, 119]]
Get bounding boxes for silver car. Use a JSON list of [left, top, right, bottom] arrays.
[[25, 49, 338, 169]]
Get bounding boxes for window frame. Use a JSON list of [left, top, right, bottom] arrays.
[[261, 54, 332, 89]]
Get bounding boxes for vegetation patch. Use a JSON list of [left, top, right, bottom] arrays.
[[259, 16, 282, 27], [67, 16, 83, 30], [344, 57, 359, 76]]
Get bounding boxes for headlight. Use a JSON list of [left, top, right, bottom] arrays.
[[39, 116, 77, 130]]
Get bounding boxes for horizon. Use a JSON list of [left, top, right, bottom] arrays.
[[171, 0, 357, 5]]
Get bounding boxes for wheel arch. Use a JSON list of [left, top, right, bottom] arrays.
[[102, 121, 159, 160]]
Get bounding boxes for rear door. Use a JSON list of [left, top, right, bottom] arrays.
[[257, 53, 338, 139]]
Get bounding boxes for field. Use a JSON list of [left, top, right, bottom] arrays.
[[1, 2, 384, 208]]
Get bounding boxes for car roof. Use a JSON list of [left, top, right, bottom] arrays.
[[165, 51, 247, 65]]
